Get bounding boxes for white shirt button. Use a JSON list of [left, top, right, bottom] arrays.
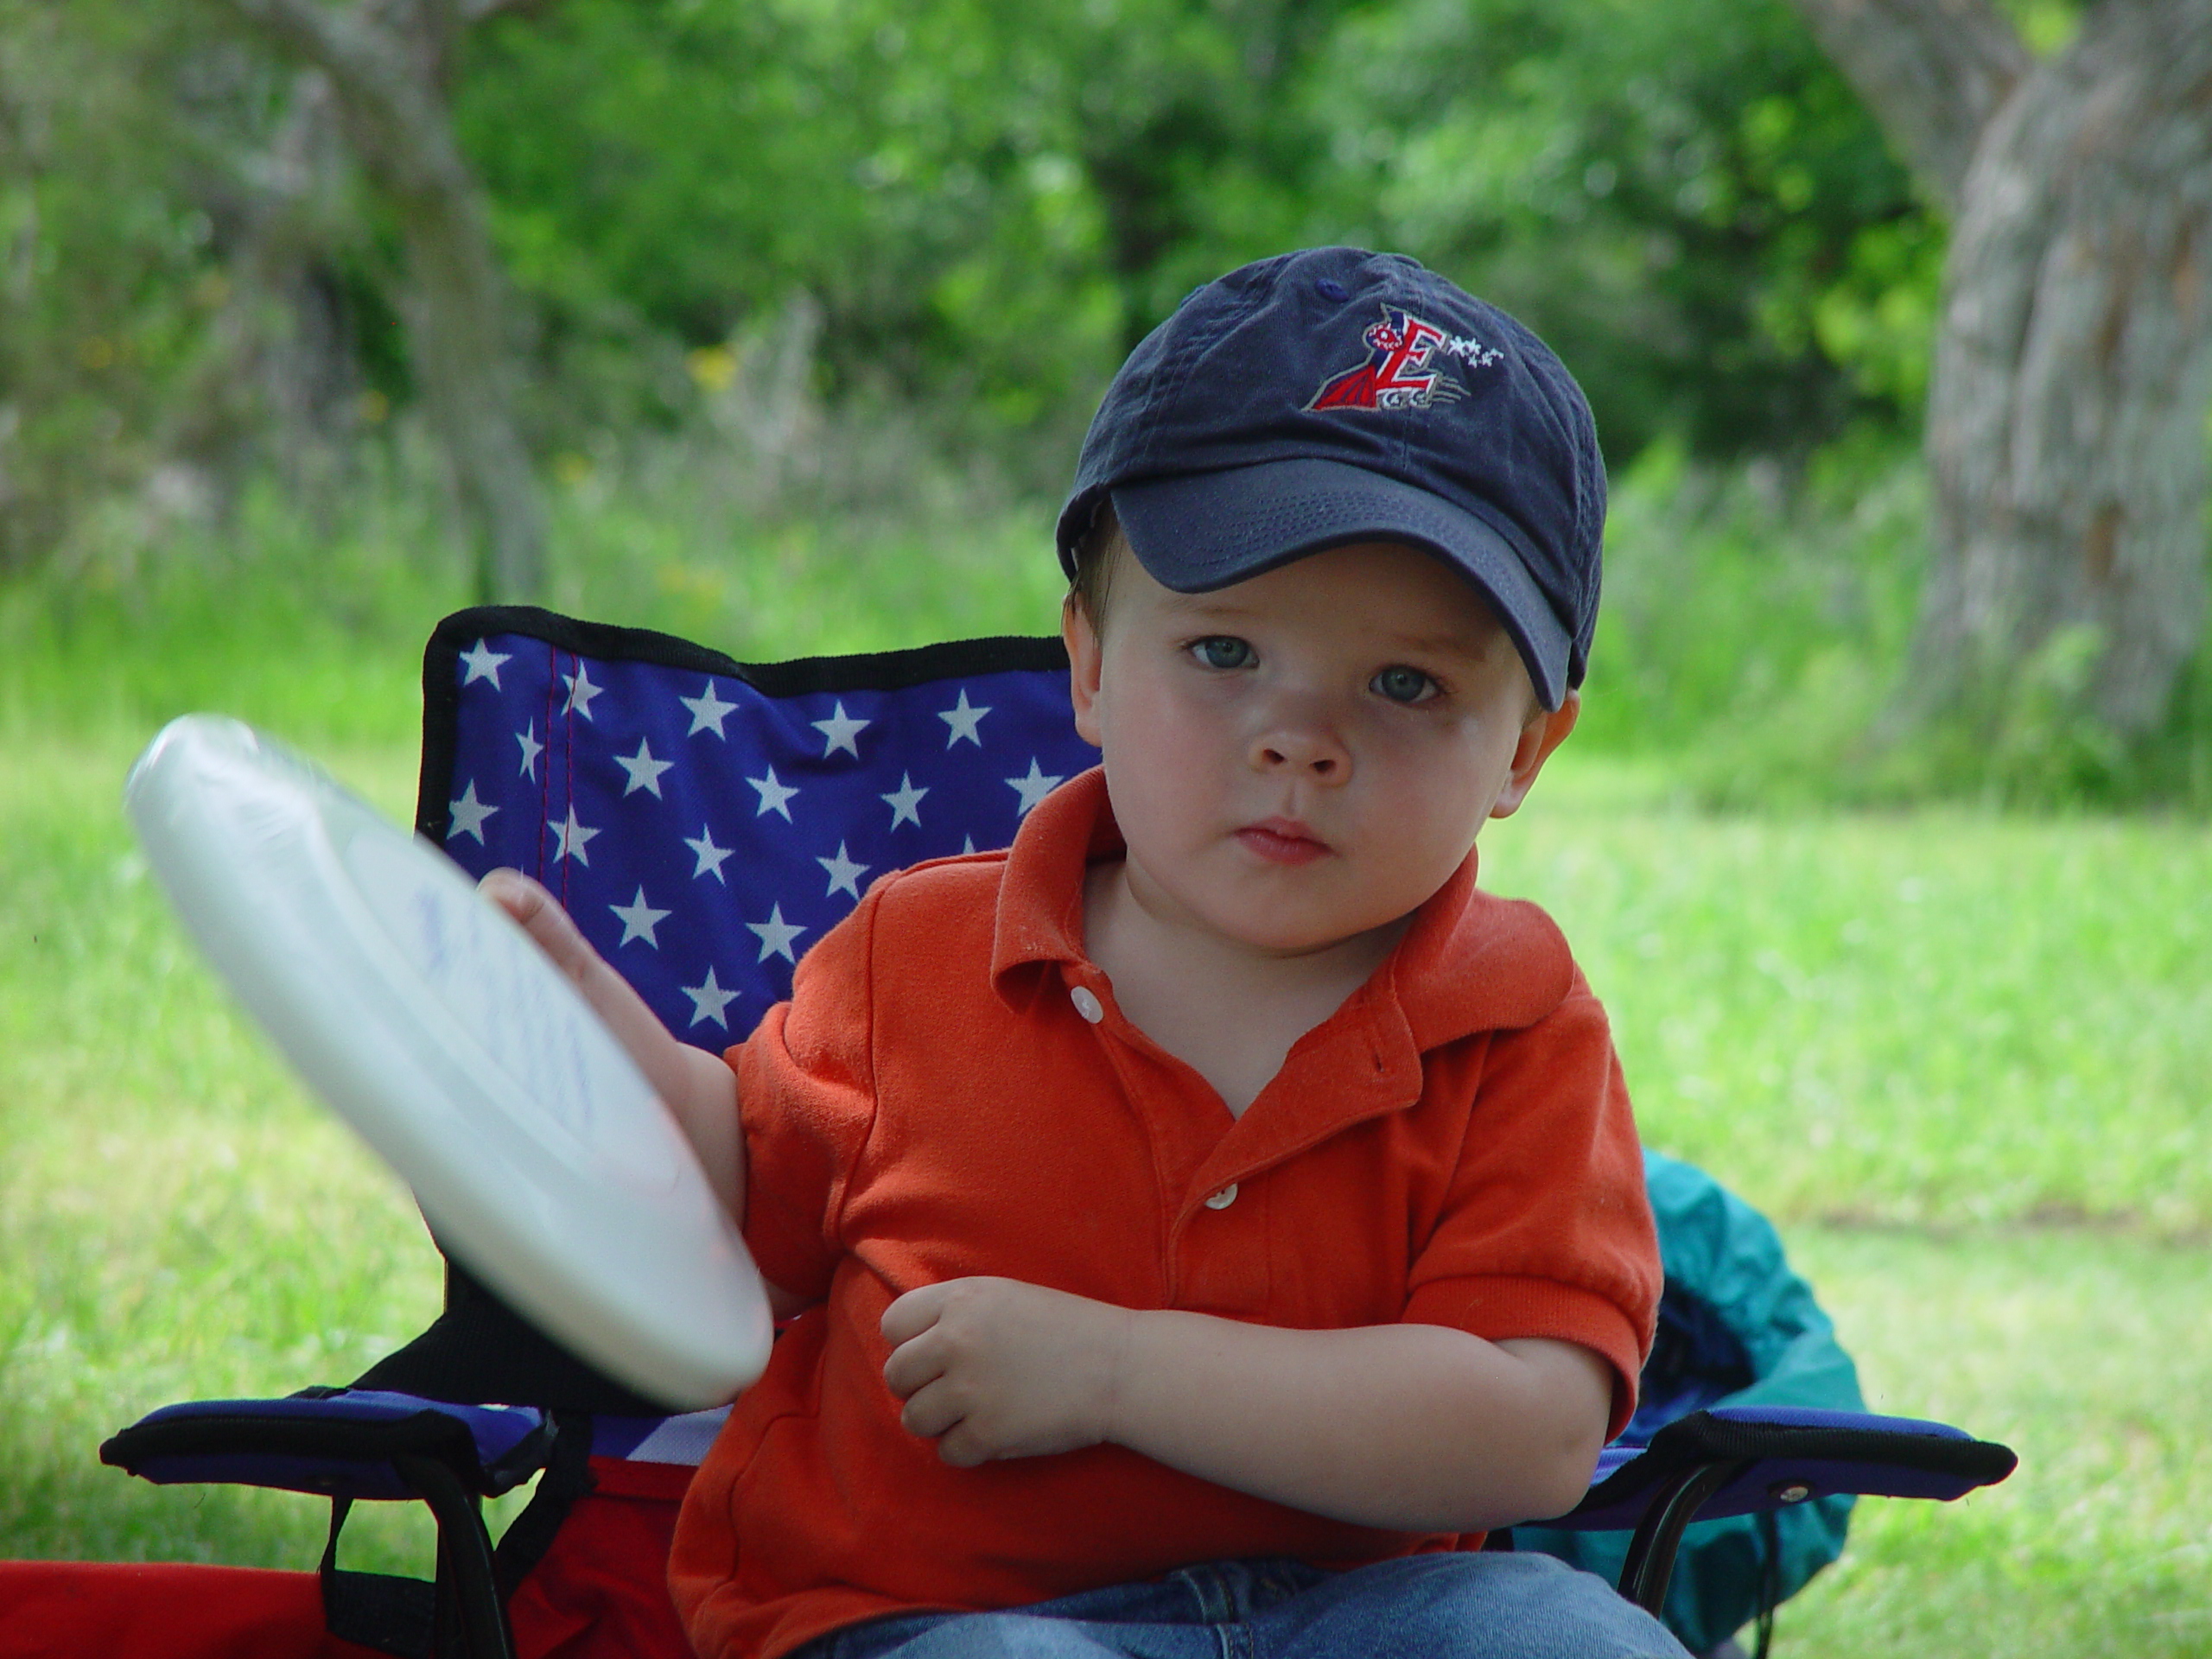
[[1204, 1184, 1239, 1211], [1070, 986, 1104, 1024]]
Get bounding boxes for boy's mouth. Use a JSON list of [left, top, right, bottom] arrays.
[[1236, 818, 1331, 866]]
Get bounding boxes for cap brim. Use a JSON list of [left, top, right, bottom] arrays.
[[1111, 456, 1572, 709]]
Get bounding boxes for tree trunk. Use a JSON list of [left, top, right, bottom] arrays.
[[1787, 0, 2031, 218], [184, 70, 362, 513], [1794, 0, 2212, 741], [1923, 3, 2212, 733], [219, 0, 547, 603]]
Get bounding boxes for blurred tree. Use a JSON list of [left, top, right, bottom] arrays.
[[1792, 0, 2212, 738], [450, 0, 1351, 450], [451, 0, 1943, 471], [0, 3, 237, 574], [453, 0, 1121, 454], [1315, 0, 1936, 460], [220, 0, 547, 602], [3, 0, 1994, 612]]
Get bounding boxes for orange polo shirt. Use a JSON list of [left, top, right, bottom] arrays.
[[671, 768, 1659, 1659]]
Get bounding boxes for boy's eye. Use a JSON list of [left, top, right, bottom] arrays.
[[1192, 637, 1255, 671], [1371, 664, 1439, 704]]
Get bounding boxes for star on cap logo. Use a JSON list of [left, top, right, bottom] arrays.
[[1307, 306, 1504, 414]]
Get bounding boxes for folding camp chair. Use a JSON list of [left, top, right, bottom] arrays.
[[3, 605, 2015, 1659]]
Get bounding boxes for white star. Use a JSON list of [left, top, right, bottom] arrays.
[[962, 836, 976, 855], [810, 702, 871, 759], [685, 825, 734, 884], [614, 737, 673, 798], [680, 967, 739, 1029], [682, 679, 738, 739], [516, 721, 543, 781], [1006, 758, 1063, 817], [448, 779, 499, 843], [609, 887, 671, 948], [563, 663, 605, 721], [747, 766, 799, 822], [938, 689, 993, 748], [881, 772, 928, 830], [551, 805, 599, 865], [817, 841, 870, 900], [460, 639, 511, 688], [745, 903, 809, 964]]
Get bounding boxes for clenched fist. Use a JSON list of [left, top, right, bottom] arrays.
[[880, 1277, 1134, 1467]]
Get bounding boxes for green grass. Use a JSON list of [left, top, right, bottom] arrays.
[[1777, 1228, 2212, 1657], [3, 509, 2208, 1649], [1483, 760, 2212, 1236], [0, 474, 1072, 754]]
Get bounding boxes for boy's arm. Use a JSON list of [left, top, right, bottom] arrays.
[[880, 1278, 1613, 1533], [480, 869, 744, 1221], [486, 868, 822, 1323]]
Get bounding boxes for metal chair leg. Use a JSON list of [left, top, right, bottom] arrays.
[[393, 1453, 517, 1659], [1617, 1459, 1752, 1612]]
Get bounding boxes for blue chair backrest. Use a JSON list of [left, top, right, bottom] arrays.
[[421, 607, 1101, 1042]]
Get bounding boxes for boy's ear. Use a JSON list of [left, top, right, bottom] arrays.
[[1488, 690, 1580, 820], [1062, 595, 1106, 748]]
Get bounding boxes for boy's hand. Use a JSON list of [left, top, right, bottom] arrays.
[[880, 1278, 1132, 1466], [480, 867, 604, 989], [478, 868, 750, 1228], [480, 868, 677, 1081]]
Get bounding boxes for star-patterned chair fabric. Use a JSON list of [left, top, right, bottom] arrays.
[[353, 606, 1104, 1416], [423, 606, 1098, 1060]]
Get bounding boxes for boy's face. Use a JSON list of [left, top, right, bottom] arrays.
[[1063, 538, 1580, 960]]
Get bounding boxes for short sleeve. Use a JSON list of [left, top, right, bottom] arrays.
[[727, 885, 885, 1305], [1400, 974, 1661, 1440]]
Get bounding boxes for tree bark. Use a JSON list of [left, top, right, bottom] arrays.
[[219, 0, 547, 602], [1787, 0, 2031, 213], [1924, 3, 2212, 732], [1793, 0, 2212, 741]]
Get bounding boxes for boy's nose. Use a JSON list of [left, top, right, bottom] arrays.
[[1250, 713, 1350, 782]]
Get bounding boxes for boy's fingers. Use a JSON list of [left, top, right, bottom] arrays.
[[880, 1283, 946, 1348], [934, 1423, 991, 1468], [897, 1377, 963, 1441], [478, 867, 542, 918], [480, 869, 600, 982], [880, 1329, 944, 1402]]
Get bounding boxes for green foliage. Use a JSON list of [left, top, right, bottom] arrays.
[[0, 474, 462, 750], [444, 0, 1936, 464], [1574, 435, 2212, 810], [4, 0, 2202, 802], [1321, 0, 1937, 457], [0, 428, 1074, 751], [2, 0, 1951, 543], [1573, 434, 1925, 756], [0, 2, 241, 571]]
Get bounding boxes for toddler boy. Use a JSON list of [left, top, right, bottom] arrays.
[[491, 246, 1680, 1659]]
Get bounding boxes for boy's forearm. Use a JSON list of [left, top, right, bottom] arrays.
[[565, 944, 746, 1223], [1103, 1313, 1612, 1533], [482, 868, 747, 1224], [664, 1039, 743, 1223]]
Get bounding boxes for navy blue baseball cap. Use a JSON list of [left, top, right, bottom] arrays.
[[1056, 247, 1606, 709]]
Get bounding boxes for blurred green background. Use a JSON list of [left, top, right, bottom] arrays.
[[3, 0, 2209, 1654]]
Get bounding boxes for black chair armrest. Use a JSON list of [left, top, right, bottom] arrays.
[[99, 1388, 551, 1501], [1554, 1406, 2017, 1614]]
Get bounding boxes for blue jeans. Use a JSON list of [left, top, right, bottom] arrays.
[[797, 1554, 1691, 1659]]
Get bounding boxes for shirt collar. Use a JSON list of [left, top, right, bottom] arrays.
[[991, 767, 1573, 1051]]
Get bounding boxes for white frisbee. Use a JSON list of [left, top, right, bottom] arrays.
[[124, 714, 772, 1409]]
